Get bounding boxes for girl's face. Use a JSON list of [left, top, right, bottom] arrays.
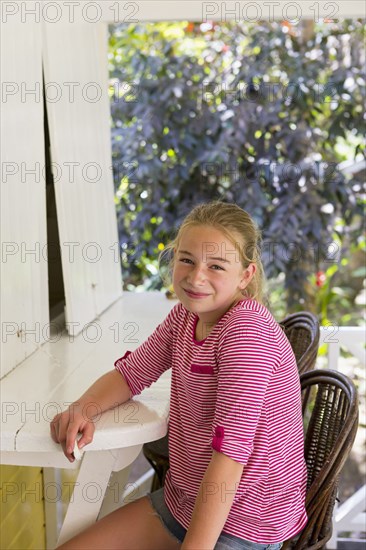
[[172, 225, 256, 325]]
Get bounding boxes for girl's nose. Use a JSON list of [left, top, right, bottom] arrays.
[[187, 265, 206, 285]]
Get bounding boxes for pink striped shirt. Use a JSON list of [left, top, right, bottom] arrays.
[[114, 299, 308, 543]]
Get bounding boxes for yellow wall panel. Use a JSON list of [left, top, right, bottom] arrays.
[[0, 465, 46, 550], [10, 521, 45, 550]]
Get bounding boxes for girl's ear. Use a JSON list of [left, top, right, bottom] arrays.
[[239, 263, 256, 289]]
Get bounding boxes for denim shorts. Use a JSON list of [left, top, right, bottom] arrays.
[[147, 487, 283, 550]]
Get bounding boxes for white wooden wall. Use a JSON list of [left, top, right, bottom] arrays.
[[1, 16, 122, 376], [0, 21, 47, 378]]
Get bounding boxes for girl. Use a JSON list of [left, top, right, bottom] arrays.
[[51, 201, 308, 550]]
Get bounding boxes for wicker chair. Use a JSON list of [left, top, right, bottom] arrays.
[[143, 311, 321, 490], [279, 311, 320, 374], [282, 369, 359, 549], [143, 431, 170, 491]]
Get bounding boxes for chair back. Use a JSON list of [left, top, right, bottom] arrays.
[[282, 369, 359, 549], [279, 312, 320, 374]]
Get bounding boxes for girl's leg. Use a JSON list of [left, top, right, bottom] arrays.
[[56, 495, 181, 550]]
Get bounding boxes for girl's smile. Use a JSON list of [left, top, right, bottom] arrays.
[[183, 288, 211, 299], [173, 225, 256, 326]]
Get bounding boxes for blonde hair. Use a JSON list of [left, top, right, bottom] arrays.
[[159, 200, 267, 304]]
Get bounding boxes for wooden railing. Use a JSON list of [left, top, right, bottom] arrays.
[[320, 326, 365, 548]]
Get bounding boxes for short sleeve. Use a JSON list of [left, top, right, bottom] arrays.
[[114, 303, 182, 397], [212, 311, 280, 465]]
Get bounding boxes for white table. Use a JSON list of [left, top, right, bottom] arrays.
[[1, 292, 175, 548]]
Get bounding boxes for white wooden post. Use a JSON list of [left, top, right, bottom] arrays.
[[320, 327, 365, 549]]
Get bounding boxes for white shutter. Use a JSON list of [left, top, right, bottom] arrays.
[[42, 22, 122, 337]]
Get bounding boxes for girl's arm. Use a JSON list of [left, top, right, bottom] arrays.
[[182, 450, 244, 550], [51, 302, 180, 462], [50, 370, 132, 462], [75, 369, 132, 411]]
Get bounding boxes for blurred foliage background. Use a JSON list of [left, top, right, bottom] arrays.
[[108, 19, 365, 326]]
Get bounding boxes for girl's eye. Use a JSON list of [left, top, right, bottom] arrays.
[[180, 258, 193, 264], [211, 264, 224, 271]]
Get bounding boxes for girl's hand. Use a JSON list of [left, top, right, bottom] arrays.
[[50, 403, 95, 462]]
